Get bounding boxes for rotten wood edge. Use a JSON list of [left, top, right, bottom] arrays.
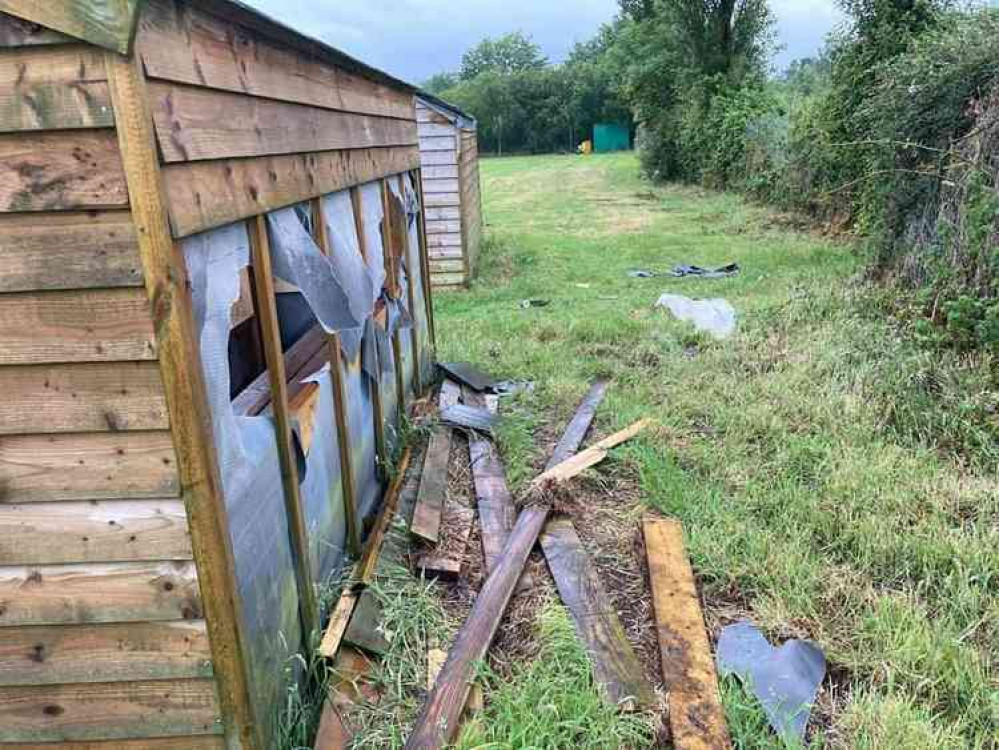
[[104, 50, 259, 750]]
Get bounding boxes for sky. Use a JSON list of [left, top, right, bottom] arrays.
[[241, 0, 847, 85]]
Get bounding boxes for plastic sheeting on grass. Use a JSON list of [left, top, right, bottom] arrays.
[[656, 293, 737, 339]]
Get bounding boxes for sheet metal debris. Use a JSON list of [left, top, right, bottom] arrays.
[[656, 294, 737, 339], [671, 263, 740, 278], [438, 362, 498, 393], [519, 299, 551, 309], [717, 621, 826, 744], [440, 404, 499, 434]]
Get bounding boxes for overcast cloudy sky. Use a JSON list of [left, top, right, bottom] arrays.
[[242, 0, 847, 85]]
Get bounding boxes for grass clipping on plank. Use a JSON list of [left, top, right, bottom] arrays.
[[455, 604, 656, 750]]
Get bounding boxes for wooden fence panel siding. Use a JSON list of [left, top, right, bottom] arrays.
[[0, 361, 169, 435], [424, 192, 461, 209], [148, 82, 418, 164], [0, 499, 192, 565], [0, 289, 156, 365], [0, 211, 142, 292], [422, 178, 460, 195], [422, 165, 459, 181], [0, 431, 180, 503], [429, 260, 464, 274], [0, 561, 201, 626], [0, 620, 211, 686], [0, 44, 113, 132], [0, 130, 128, 212], [0, 9, 74, 46], [418, 123, 453, 138], [425, 219, 462, 235], [425, 206, 461, 222], [419, 135, 456, 152], [163, 146, 420, 238], [0, 1, 144, 55], [427, 234, 463, 249], [419, 149, 458, 167], [0, 678, 222, 743], [138, 0, 414, 121]]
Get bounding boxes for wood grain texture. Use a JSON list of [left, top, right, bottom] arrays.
[[406, 506, 550, 749], [0, 9, 74, 46], [413, 167, 438, 348], [0, 678, 222, 742], [0, 430, 179, 503], [0, 129, 127, 212], [544, 380, 609, 471], [468, 435, 515, 574], [354, 447, 412, 585], [531, 420, 651, 488], [163, 146, 420, 238], [420, 150, 457, 167], [410, 428, 450, 543], [0, 560, 202, 626], [104, 51, 257, 750], [0, 620, 212, 686], [0, 361, 168, 435], [8, 738, 225, 750], [148, 82, 418, 164], [422, 178, 459, 195], [0, 499, 191, 565], [247, 214, 319, 636], [0, 0, 143, 55], [138, 0, 414, 121], [424, 192, 461, 209], [317, 590, 357, 660], [232, 325, 325, 417], [539, 518, 655, 710], [0, 44, 112, 132], [419, 135, 456, 152], [328, 334, 361, 558], [644, 518, 731, 750], [0, 288, 156, 365], [424, 206, 460, 222], [0, 210, 142, 292]]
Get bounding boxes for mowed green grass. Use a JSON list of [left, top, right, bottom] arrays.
[[435, 153, 999, 749]]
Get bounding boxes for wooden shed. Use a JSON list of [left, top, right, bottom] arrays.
[[0, 2, 435, 748], [416, 95, 483, 289]]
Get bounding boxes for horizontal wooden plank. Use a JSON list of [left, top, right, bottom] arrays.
[[0, 678, 221, 742], [430, 272, 466, 287], [420, 135, 455, 152], [0, 362, 169, 435], [426, 219, 461, 235], [138, 0, 414, 120], [423, 178, 459, 194], [416, 104, 451, 125], [149, 82, 417, 164], [0, 10, 74, 46], [428, 233, 462, 248], [0, 45, 112, 132], [0, 289, 155, 366], [418, 122, 454, 138], [0, 499, 191, 565], [164, 145, 420, 238], [7, 738, 225, 750], [0, 561, 202, 626], [425, 192, 460, 208], [0, 431, 179, 503], [425, 206, 460, 222], [0, 620, 211, 686], [0, 210, 141, 292], [429, 247, 463, 261], [0, 130, 127, 212], [0, 1, 143, 56], [429, 260, 465, 274], [420, 149, 457, 166], [422, 165, 458, 180]]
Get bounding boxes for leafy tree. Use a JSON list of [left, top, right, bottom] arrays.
[[459, 32, 547, 81], [422, 72, 458, 95]]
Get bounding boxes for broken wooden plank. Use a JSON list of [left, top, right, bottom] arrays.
[[355, 447, 412, 585], [438, 379, 462, 410], [644, 518, 732, 750], [405, 505, 550, 749], [545, 380, 610, 471], [343, 589, 390, 657], [539, 518, 656, 711], [469, 435, 517, 574], [416, 501, 474, 580], [531, 420, 651, 488], [410, 428, 451, 543], [318, 591, 358, 661]]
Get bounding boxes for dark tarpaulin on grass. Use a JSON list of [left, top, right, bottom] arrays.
[[438, 362, 499, 392]]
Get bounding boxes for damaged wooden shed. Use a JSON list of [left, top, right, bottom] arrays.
[[0, 1, 436, 748], [416, 95, 483, 289]]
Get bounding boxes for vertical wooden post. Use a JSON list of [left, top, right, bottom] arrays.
[[311, 198, 362, 557], [104, 52, 259, 750], [400, 187, 423, 397], [456, 137, 473, 288], [382, 178, 407, 421], [246, 215, 320, 636], [350, 187, 388, 472], [413, 167, 438, 352]]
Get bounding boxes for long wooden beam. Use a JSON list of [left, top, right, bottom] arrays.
[[103, 51, 259, 749], [413, 168, 437, 351], [0, 0, 143, 54], [247, 214, 320, 637]]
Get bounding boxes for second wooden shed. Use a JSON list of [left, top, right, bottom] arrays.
[[416, 95, 483, 289]]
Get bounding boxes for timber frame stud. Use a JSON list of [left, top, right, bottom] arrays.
[[0, 2, 436, 748]]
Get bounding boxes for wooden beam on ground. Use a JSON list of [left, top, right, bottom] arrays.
[[247, 214, 320, 637], [405, 505, 550, 749], [531, 420, 651, 489], [104, 51, 258, 750], [643, 518, 732, 750], [343, 589, 390, 656], [539, 518, 656, 711], [410, 427, 451, 543], [545, 380, 610, 471], [318, 591, 358, 661]]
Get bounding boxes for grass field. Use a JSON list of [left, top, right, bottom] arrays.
[[431, 153, 998, 748]]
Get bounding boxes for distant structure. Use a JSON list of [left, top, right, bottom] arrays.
[[416, 96, 484, 289], [594, 123, 632, 153]]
